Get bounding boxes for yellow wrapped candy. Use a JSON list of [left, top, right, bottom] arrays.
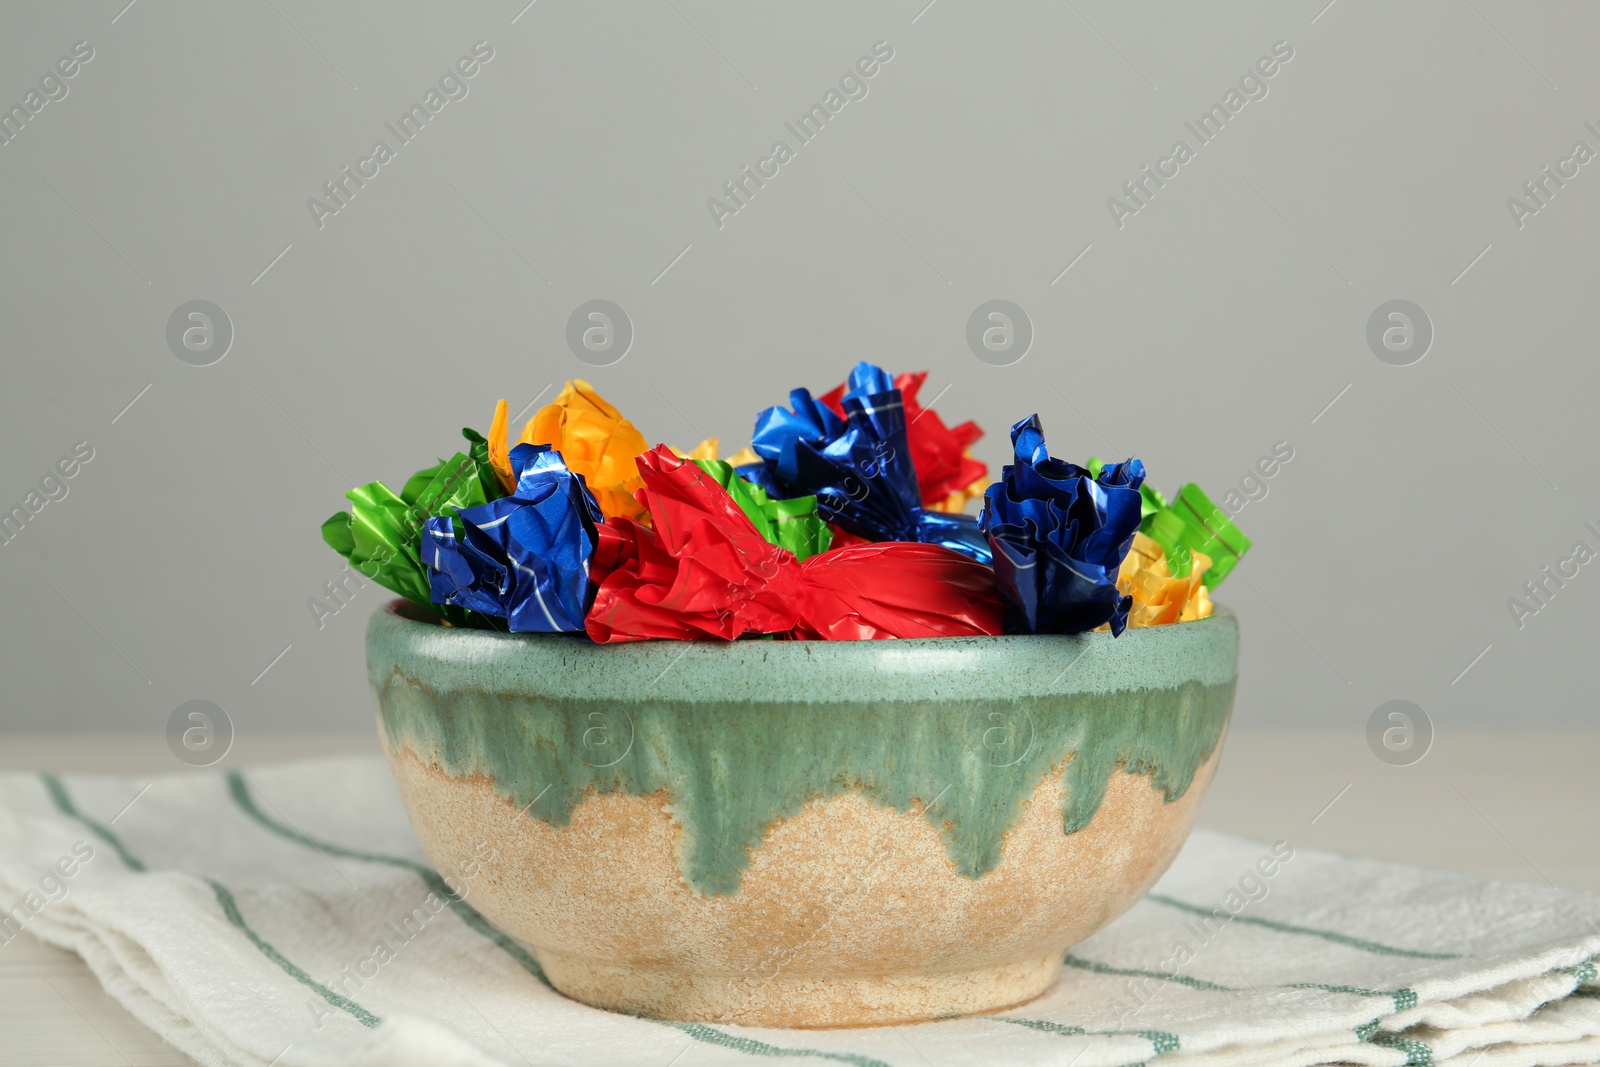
[[670, 441, 762, 467], [925, 472, 988, 514], [671, 438, 722, 462], [1117, 532, 1213, 628]]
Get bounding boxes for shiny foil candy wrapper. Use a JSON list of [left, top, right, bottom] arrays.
[[979, 415, 1147, 636], [319, 367, 1249, 640], [739, 362, 992, 565]]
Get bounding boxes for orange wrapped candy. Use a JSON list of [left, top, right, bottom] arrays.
[[485, 381, 651, 523], [526, 381, 650, 523], [1115, 532, 1214, 628], [486, 399, 518, 494]]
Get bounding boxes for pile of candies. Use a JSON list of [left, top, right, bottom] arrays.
[[321, 362, 1250, 643]]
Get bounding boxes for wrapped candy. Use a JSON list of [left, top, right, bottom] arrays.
[[421, 444, 602, 632], [321, 483, 432, 607], [979, 415, 1146, 636], [1114, 532, 1213, 629], [694, 459, 832, 560], [789, 541, 1001, 640], [484, 381, 650, 524], [924, 478, 988, 514], [1087, 459, 1247, 591], [321, 429, 503, 618], [322, 362, 1249, 641], [672, 438, 722, 462], [819, 370, 986, 512], [1142, 484, 1251, 588], [526, 381, 649, 524], [739, 362, 991, 564], [1089, 456, 1167, 524], [404, 430, 504, 510], [586, 447, 1003, 642], [486, 400, 518, 494]]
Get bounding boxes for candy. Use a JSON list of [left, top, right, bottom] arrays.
[[672, 438, 722, 462], [486, 400, 517, 494], [1115, 532, 1214, 628], [321, 483, 431, 607], [421, 444, 602, 632], [819, 369, 986, 511], [485, 381, 650, 524], [321, 429, 503, 619], [979, 415, 1146, 635], [322, 367, 1247, 640], [586, 447, 1003, 642], [695, 459, 832, 560], [1142, 507, 1195, 579], [1142, 483, 1251, 588], [741, 362, 991, 564], [1088, 456, 1167, 523]]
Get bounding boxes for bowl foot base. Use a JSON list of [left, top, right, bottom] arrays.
[[534, 947, 1062, 1028]]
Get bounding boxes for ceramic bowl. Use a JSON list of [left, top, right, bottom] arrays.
[[368, 599, 1237, 1027]]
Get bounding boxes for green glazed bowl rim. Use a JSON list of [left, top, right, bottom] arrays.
[[368, 600, 1239, 704]]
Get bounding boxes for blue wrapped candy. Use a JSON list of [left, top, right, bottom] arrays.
[[421, 443, 603, 632], [979, 415, 1146, 636], [739, 362, 991, 564]]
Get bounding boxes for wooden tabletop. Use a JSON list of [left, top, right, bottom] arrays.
[[1, 730, 1595, 1067]]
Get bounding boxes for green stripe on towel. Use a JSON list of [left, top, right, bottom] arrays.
[[1000, 1017, 1180, 1056], [226, 771, 550, 990], [1067, 954, 1416, 1013], [1146, 893, 1460, 960], [40, 773, 381, 1030], [1065, 953, 1234, 991], [42, 774, 144, 872], [1288, 983, 1418, 1014], [670, 1024, 892, 1067], [208, 879, 381, 1028], [1368, 1032, 1434, 1065]]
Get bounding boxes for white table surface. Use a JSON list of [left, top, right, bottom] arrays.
[[1, 730, 1595, 1067]]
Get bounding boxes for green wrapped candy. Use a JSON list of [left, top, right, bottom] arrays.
[[1143, 483, 1251, 588], [1142, 507, 1195, 579], [322, 428, 504, 616], [695, 459, 833, 560]]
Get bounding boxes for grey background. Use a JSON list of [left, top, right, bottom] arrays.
[[1, 0, 1595, 739]]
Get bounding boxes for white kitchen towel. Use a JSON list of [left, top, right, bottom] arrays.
[[0, 758, 1596, 1067]]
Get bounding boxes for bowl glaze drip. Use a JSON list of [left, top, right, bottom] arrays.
[[371, 607, 1237, 896]]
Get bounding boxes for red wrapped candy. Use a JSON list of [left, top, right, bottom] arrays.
[[586, 447, 1004, 643]]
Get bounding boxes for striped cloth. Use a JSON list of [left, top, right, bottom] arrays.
[[0, 758, 1597, 1067]]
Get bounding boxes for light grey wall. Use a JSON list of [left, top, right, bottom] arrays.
[[1, 0, 1595, 744]]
